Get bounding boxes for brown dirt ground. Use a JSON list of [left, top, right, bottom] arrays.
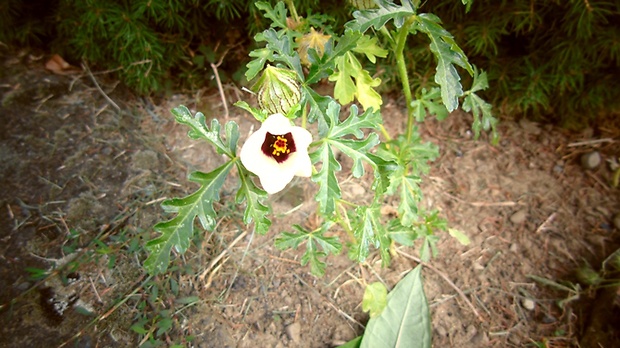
[[1, 49, 619, 348]]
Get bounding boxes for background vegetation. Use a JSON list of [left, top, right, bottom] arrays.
[[1, 0, 619, 125]]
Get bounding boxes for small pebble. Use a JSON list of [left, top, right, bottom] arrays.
[[510, 209, 528, 224], [285, 322, 301, 343], [521, 298, 536, 311], [580, 151, 601, 170]]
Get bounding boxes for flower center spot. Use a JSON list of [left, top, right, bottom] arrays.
[[261, 132, 296, 163]]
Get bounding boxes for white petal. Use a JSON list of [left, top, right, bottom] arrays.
[[239, 113, 314, 194], [262, 113, 293, 134]]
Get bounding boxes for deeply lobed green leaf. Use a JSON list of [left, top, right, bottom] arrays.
[[145, 161, 234, 274]]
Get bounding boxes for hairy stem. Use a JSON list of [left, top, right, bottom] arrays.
[[394, 16, 416, 142]]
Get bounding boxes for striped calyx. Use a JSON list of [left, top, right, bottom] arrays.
[[253, 66, 301, 116], [347, 0, 378, 10]]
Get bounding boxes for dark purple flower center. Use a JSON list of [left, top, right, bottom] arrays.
[[261, 132, 296, 163]]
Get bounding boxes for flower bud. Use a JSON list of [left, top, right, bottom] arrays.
[[252, 66, 301, 116], [348, 0, 378, 10]]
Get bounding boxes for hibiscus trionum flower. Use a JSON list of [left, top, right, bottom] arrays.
[[240, 113, 313, 194]]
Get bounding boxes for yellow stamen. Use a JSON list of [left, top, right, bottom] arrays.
[[271, 135, 289, 156]]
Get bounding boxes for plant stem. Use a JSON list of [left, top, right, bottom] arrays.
[[393, 16, 416, 142], [284, 0, 300, 24]]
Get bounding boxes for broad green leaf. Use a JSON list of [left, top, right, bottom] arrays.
[[145, 161, 234, 274], [448, 228, 470, 246], [414, 13, 473, 112], [346, 0, 417, 33], [353, 35, 388, 64], [275, 223, 342, 277], [362, 282, 388, 318], [236, 168, 271, 234], [360, 265, 431, 348], [338, 337, 362, 348], [171, 105, 236, 158]]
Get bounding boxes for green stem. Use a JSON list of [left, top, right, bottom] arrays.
[[284, 0, 300, 24], [394, 16, 416, 142]]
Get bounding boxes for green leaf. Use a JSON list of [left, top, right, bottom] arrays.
[[258, 28, 304, 80], [392, 174, 422, 227], [349, 204, 391, 266], [234, 100, 269, 122], [236, 167, 271, 234], [310, 143, 342, 216], [346, 0, 417, 33], [362, 282, 388, 318], [171, 105, 236, 158], [414, 13, 473, 112], [246, 47, 274, 81], [255, 1, 288, 30], [301, 85, 332, 123], [410, 87, 449, 122], [462, 70, 499, 143], [275, 223, 342, 277], [310, 102, 382, 214], [329, 52, 383, 111], [145, 161, 234, 274], [375, 135, 439, 227], [448, 228, 470, 246], [332, 134, 380, 178], [360, 265, 431, 348], [306, 30, 362, 85], [353, 35, 388, 64], [387, 219, 417, 246], [367, 153, 398, 197], [338, 337, 362, 348], [332, 104, 382, 139]]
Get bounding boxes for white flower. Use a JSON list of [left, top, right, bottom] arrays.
[[240, 113, 313, 194]]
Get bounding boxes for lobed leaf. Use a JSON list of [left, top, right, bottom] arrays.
[[275, 223, 342, 277], [170, 105, 236, 158], [310, 144, 342, 216], [236, 168, 271, 235], [145, 161, 234, 274], [362, 282, 388, 318], [349, 204, 391, 266], [346, 0, 417, 33], [414, 13, 473, 112]]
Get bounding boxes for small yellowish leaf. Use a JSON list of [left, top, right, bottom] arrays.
[[448, 228, 470, 246], [362, 282, 388, 318]]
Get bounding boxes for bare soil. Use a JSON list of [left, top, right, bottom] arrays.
[[1, 49, 619, 348]]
